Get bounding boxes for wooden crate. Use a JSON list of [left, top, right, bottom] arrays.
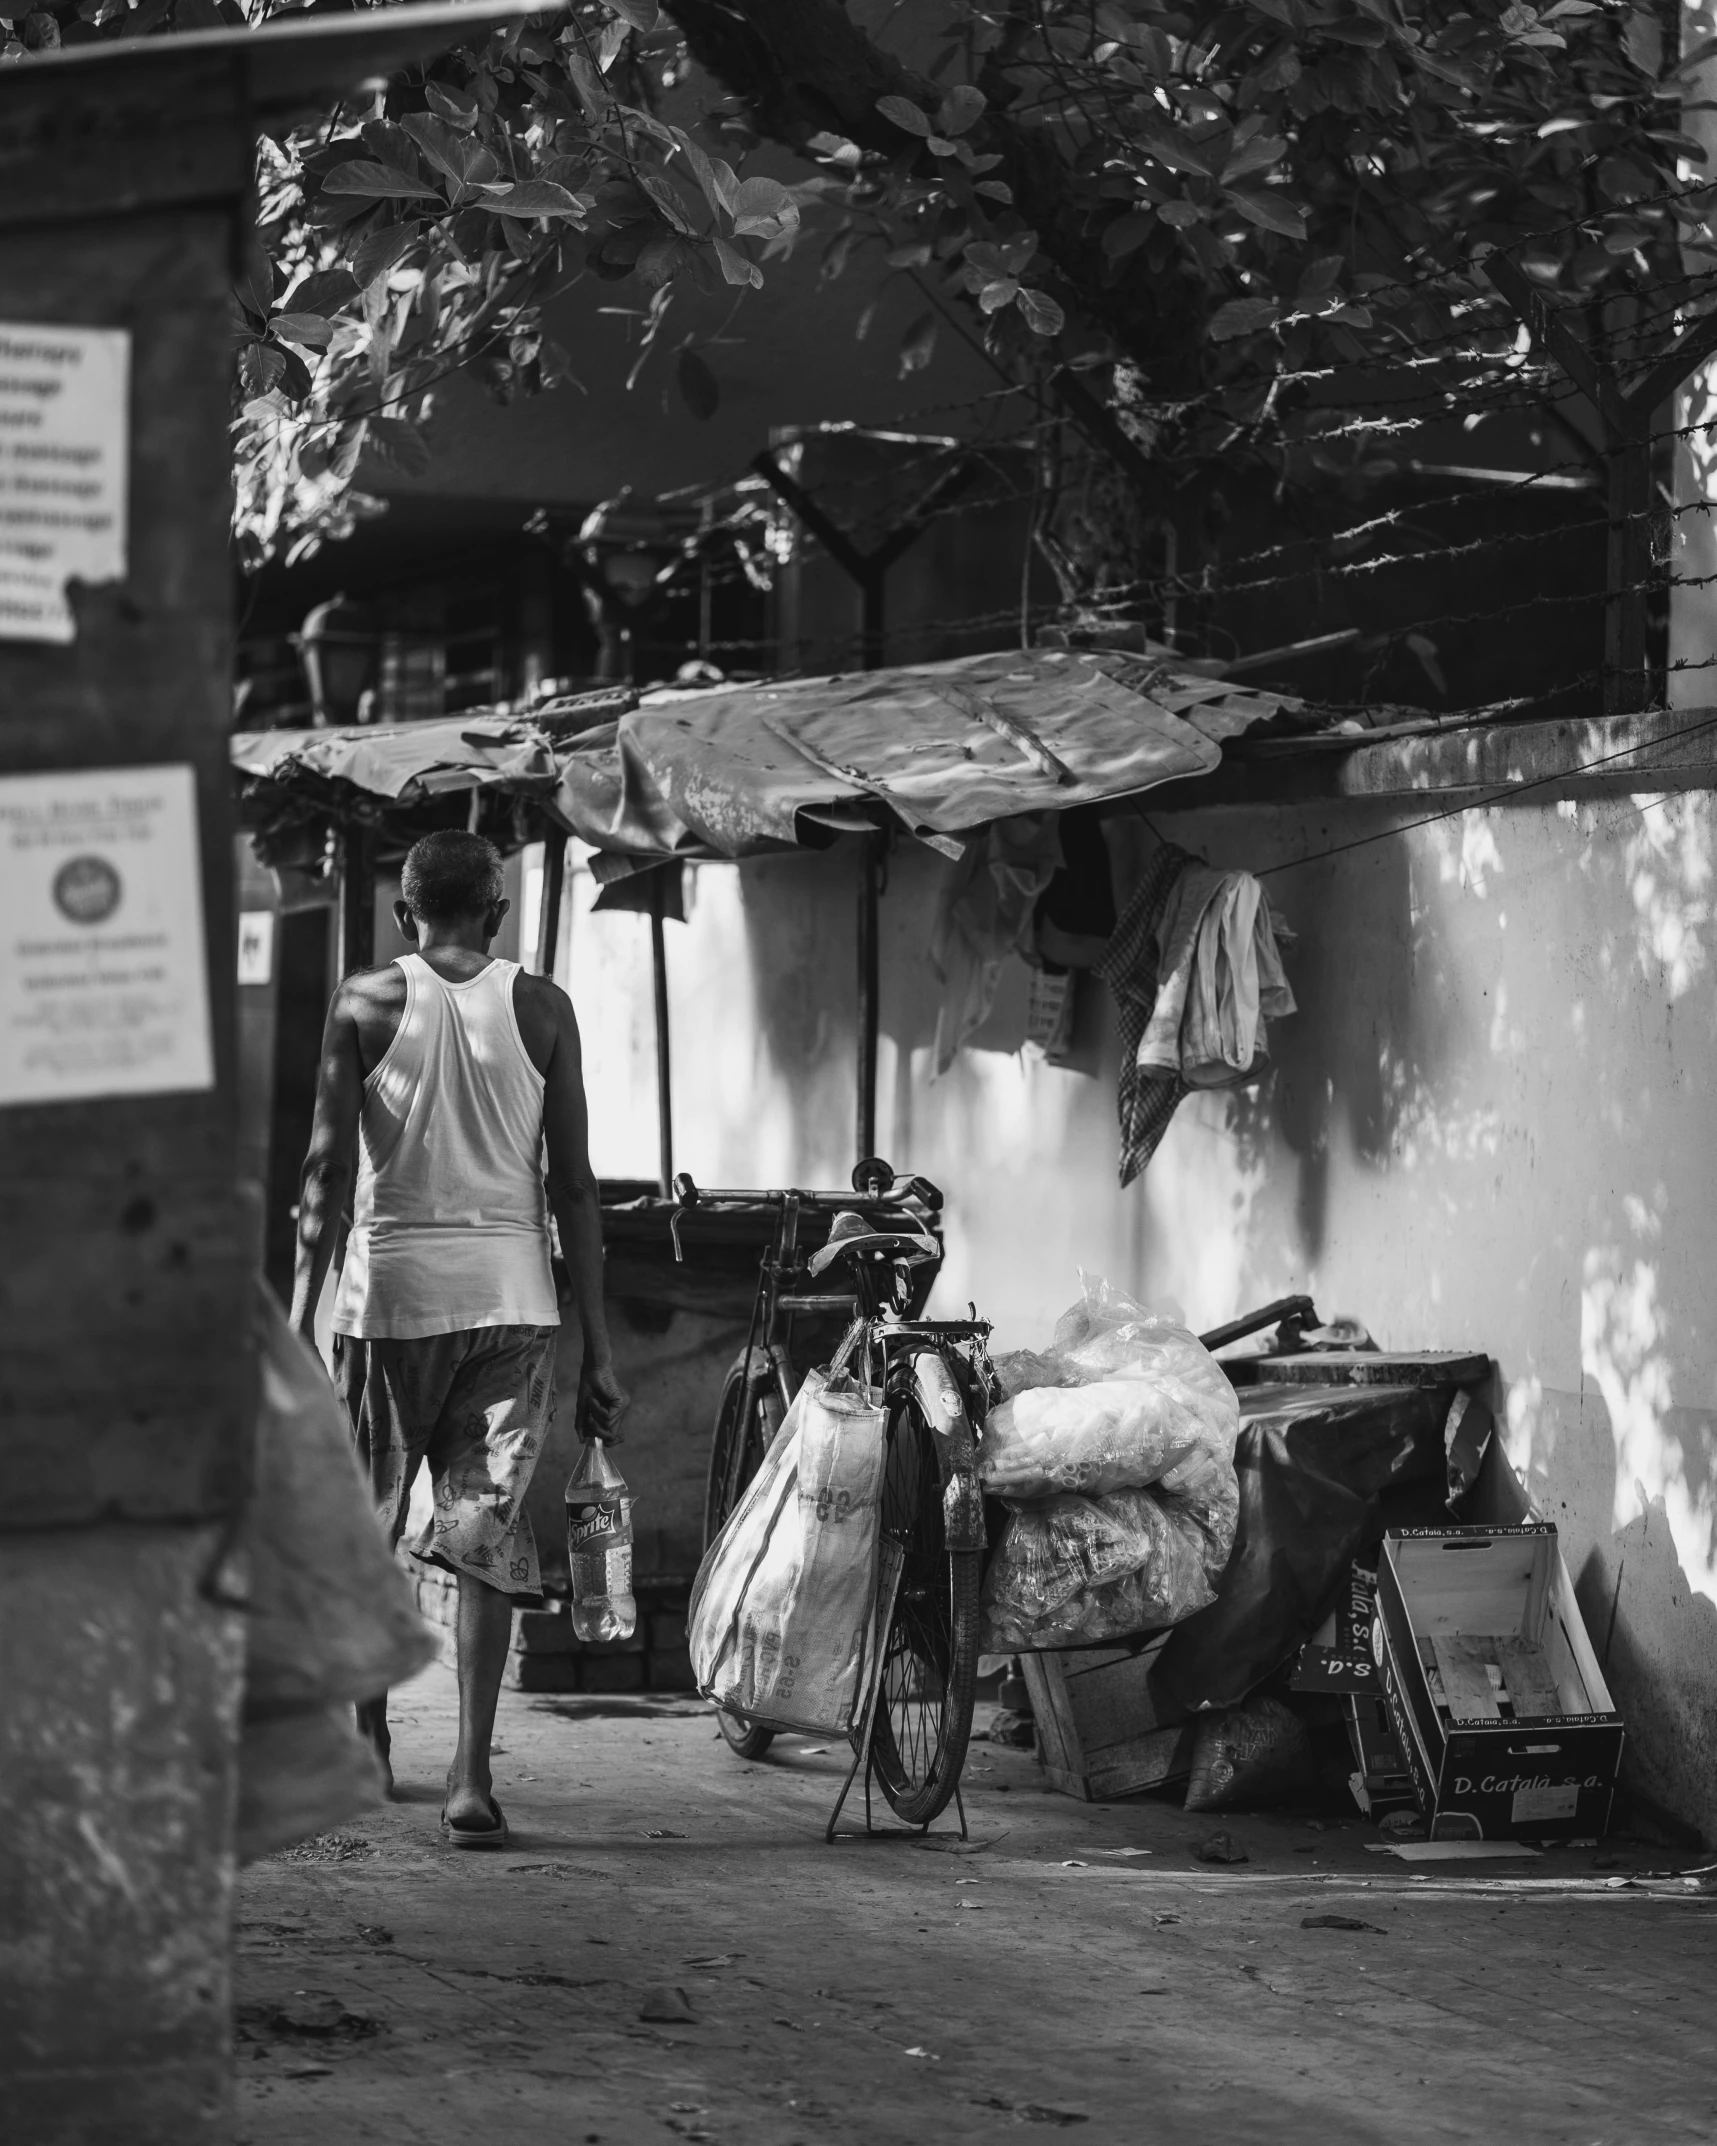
[[1020, 1635, 1196, 1800]]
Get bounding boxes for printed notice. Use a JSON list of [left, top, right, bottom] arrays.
[[0, 764, 214, 1106], [0, 321, 130, 644]]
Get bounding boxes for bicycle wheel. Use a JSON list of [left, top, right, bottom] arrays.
[[703, 1351, 785, 1762], [868, 1392, 980, 1826]]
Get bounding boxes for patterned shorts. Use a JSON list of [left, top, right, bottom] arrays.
[[333, 1325, 558, 1603]]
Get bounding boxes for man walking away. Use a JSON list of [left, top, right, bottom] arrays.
[[289, 830, 627, 1847]]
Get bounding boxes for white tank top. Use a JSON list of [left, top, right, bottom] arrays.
[[332, 953, 560, 1340]]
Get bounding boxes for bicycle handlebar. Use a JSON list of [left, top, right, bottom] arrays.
[[667, 1171, 943, 1217]]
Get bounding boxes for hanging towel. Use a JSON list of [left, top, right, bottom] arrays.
[[1136, 863, 1232, 1076], [1140, 867, 1295, 1090], [1097, 840, 1192, 1187]]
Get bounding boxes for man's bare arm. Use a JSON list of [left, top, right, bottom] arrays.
[[288, 985, 364, 1341], [539, 987, 627, 1437]]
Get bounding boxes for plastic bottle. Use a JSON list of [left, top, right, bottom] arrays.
[[565, 1437, 636, 1643]]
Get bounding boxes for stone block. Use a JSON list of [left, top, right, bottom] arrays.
[[512, 1607, 578, 1655], [647, 1648, 697, 1693], [507, 1653, 582, 1694], [580, 1654, 645, 1694], [648, 1611, 689, 1651]]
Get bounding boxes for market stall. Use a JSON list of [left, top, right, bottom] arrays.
[[232, 641, 1350, 1170], [228, 644, 1402, 1696]]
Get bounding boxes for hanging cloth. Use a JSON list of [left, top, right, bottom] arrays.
[[1097, 839, 1193, 1187], [928, 815, 1064, 1077]]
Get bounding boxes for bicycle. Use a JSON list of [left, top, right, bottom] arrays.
[[678, 1158, 989, 1832]]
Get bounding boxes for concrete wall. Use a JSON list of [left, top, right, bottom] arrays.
[[560, 790, 1717, 1842]]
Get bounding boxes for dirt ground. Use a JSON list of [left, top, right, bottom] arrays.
[[236, 1661, 1716, 2146]]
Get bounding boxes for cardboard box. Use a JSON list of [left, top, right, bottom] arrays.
[[1292, 1560, 1386, 1700], [1375, 1524, 1623, 1841], [1292, 1564, 1418, 1819]]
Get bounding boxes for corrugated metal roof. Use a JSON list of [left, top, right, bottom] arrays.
[[232, 646, 1318, 861]]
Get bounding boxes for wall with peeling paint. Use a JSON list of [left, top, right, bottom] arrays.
[[563, 788, 1717, 1844]]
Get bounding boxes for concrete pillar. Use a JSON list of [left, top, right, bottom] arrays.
[[0, 1530, 243, 2142]]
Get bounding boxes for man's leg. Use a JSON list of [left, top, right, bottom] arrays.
[[423, 1326, 557, 1836], [355, 1696, 393, 1797], [446, 1574, 514, 1830], [334, 1332, 432, 1800]]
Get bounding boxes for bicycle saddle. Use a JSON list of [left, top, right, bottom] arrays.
[[806, 1208, 939, 1278]]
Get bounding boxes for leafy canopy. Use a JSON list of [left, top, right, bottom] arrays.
[[3, 0, 1705, 558]]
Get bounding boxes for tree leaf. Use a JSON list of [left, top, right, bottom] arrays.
[[321, 160, 441, 201], [425, 80, 479, 128], [670, 127, 740, 217], [285, 268, 358, 317], [1208, 294, 1282, 339], [350, 221, 421, 290], [477, 180, 589, 220], [898, 310, 938, 376], [1405, 631, 1447, 694], [1103, 208, 1157, 260], [639, 172, 698, 233], [1622, 7, 1661, 75], [978, 277, 1020, 313], [712, 235, 763, 287], [1225, 186, 1308, 239], [730, 174, 800, 239], [271, 313, 334, 350], [878, 94, 932, 137], [239, 342, 286, 397], [538, 339, 578, 390], [1221, 135, 1287, 184], [1016, 288, 1065, 336], [1136, 120, 1222, 178], [936, 84, 987, 137], [401, 112, 486, 190], [608, 0, 659, 26], [677, 347, 720, 420]]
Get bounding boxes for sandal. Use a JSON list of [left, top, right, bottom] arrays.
[[440, 1795, 511, 1851]]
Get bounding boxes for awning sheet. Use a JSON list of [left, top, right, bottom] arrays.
[[233, 646, 1317, 862], [231, 714, 564, 801]]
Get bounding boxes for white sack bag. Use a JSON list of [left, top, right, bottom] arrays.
[[688, 1369, 887, 1738]]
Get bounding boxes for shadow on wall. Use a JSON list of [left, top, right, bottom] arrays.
[[1576, 1510, 1717, 1848], [1200, 811, 1459, 1266]]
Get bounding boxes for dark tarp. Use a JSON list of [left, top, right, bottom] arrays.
[[1146, 1381, 1452, 1713]]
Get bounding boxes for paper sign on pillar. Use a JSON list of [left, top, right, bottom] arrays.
[[0, 319, 129, 643], [0, 763, 214, 1106]]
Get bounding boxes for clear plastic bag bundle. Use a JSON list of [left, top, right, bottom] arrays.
[[979, 1477, 1238, 1652], [981, 1276, 1239, 1501], [978, 1276, 1241, 1651], [688, 1369, 888, 1737]]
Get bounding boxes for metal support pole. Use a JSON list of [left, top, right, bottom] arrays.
[[339, 821, 375, 977], [1480, 252, 1717, 716], [860, 573, 886, 674], [749, 444, 977, 1164], [856, 837, 880, 1165], [651, 889, 673, 1197], [536, 828, 567, 977]]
